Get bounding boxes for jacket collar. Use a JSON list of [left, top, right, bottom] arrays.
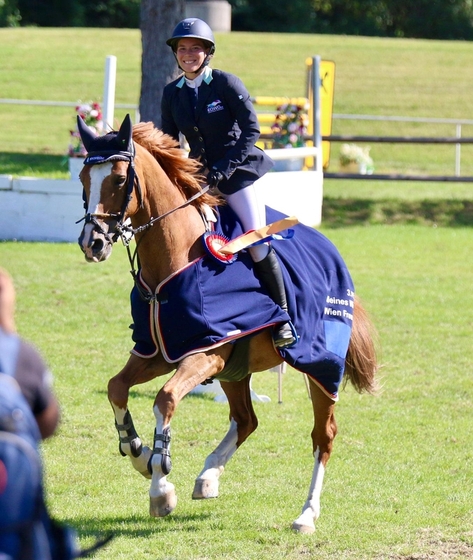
[[176, 67, 213, 89]]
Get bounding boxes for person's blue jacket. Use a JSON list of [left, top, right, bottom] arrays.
[[161, 68, 273, 194]]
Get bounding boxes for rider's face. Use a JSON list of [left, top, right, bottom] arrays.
[[176, 38, 208, 77]]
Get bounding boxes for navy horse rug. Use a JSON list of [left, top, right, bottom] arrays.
[[130, 207, 354, 400]]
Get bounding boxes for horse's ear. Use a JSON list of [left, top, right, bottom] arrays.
[[77, 115, 97, 152], [116, 114, 133, 153]]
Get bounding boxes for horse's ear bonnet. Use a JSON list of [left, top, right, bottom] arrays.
[[78, 114, 134, 165], [77, 113, 142, 213]]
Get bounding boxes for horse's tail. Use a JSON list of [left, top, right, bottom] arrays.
[[343, 295, 379, 394]]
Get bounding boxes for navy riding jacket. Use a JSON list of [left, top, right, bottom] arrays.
[[161, 68, 273, 194]]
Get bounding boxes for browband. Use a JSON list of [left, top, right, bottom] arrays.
[[84, 150, 134, 165]]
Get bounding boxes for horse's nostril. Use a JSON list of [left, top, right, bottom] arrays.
[[92, 239, 104, 253]]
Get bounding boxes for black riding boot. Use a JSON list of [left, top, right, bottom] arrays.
[[253, 248, 296, 348]]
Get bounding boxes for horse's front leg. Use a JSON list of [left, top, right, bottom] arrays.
[[108, 353, 173, 479], [292, 377, 338, 534], [149, 348, 231, 517], [192, 375, 257, 500]]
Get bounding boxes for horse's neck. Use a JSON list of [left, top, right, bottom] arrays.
[[134, 203, 206, 289]]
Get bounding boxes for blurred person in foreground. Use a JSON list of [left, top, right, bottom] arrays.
[[0, 267, 60, 439]]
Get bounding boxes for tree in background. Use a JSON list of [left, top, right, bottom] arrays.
[[229, 0, 473, 39], [139, 0, 184, 126], [384, 0, 473, 39], [80, 0, 140, 28], [3, 0, 473, 39], [11, 0, 139, 27], [230, 0, 316, 33], [16, 0, 85, 26], [0, 0, 21, 26], [309, 0, 390, 36]]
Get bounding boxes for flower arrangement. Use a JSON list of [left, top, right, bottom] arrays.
[[68, 102, 103, 158], [339, 143, 374, 173], [271, 103, 309, 148]]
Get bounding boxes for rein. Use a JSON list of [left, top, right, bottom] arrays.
[[118, 184, 210, 237], [117, 183, 210, 304]]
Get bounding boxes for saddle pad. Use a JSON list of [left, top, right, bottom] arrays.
[[130, 206, 354, 400]]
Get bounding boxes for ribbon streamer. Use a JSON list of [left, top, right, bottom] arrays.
[[219, 216, 299, 255]]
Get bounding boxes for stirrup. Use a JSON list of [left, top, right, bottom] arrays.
[[273, 321, 297, 348]]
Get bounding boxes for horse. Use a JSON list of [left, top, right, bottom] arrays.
[[76, 114, 378, 534]]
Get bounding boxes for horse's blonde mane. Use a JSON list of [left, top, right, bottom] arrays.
[[132, 122, 221, 209]]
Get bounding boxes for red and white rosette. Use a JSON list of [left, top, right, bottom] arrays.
[[202, 232, 237, 264]]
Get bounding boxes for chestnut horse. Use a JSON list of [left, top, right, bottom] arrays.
[[76, 114, 378, 534]]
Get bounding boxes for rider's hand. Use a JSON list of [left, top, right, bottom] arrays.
[[207, 168, 224, 188]]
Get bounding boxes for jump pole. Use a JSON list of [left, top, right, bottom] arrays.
[[311, 55, 322, 173], [102, 55, 117, 132]]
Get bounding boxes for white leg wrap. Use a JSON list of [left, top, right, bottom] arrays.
[[292, 447, 325, 534], [192, 418, 239, 499]]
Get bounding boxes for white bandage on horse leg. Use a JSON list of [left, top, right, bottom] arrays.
[[292, 447, 325, 534]]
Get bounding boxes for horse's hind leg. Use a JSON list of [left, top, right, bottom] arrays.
[[108, 353, 173, 479], [192, 375, 257, 500], [292, 377, 338, 534]]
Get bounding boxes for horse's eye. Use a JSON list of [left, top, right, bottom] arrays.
[[115, 175, 127, 188]]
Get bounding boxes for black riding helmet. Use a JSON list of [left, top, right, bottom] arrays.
[[166, 18, 215, 54], [167, 18, 215, 74]]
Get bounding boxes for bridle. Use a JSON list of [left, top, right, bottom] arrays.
[[77, 143, 210, 301], [76, 145, 141, 243]]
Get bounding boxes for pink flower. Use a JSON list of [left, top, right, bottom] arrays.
[[68, 101, 103, 157], [271, 102, 308, 148]]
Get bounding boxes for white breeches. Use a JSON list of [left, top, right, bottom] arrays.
[[225, 184, 269, 262]]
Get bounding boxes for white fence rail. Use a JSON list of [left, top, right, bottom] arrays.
[[0, 98, 140, 123], [331, 113, 473, 177]]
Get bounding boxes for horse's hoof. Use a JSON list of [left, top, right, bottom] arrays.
[[149, 491, 177, 517], [291, 521, 316, 535], [192, 478, 219, 499]]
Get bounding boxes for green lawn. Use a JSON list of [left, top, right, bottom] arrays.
[[1, 27, 472, 559], [2, 28, 473, 178], [1, 224, 472, 559]]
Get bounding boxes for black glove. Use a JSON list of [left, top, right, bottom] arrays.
[[207, 168, 224, 188]]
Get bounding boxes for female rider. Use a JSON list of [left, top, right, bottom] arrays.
[[161, 17, 295, 348]]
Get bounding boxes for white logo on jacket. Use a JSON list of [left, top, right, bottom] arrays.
[[207, 100, 224, 114]]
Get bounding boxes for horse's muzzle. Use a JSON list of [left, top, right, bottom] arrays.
[[78, 224, 114, 263]]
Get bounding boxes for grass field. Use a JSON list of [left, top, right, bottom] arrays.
[[1, 26, 473, 560], [2, 28, 473, 179], [1, 224, 472, 560]]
